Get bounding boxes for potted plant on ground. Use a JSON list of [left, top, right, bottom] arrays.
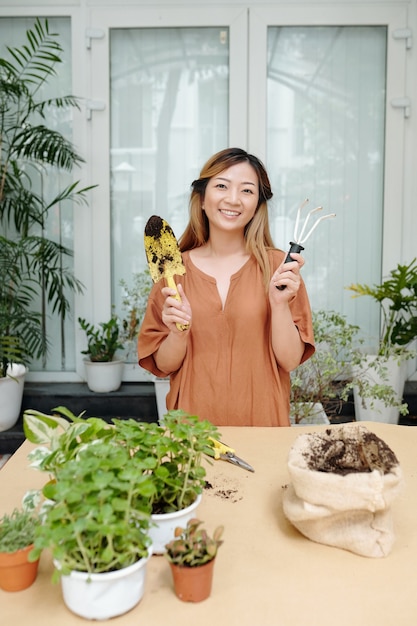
[[78, 316, 125, 392], [0, 493, 41, 592], [165, 518, 224, 602], [26, 428, 154, 619], [0, 18, 93, 430], [118, 268, 169, 412], [346, 258, 417, 423], [290, 310, 360, 425]]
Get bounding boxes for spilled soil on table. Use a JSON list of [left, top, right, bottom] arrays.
[[204, 474, 243, 503]]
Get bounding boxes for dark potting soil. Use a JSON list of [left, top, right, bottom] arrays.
[[302, 427, 399, 475]]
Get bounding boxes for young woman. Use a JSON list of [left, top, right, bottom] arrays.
[[138, 147, 315, 426]]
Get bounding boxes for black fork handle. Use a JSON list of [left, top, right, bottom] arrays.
[[276, 242, 305, 290]]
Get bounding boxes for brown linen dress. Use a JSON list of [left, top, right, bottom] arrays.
[[138, 249, 315, 426]]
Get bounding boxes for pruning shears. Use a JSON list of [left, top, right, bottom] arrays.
[[210, 438, 255, 473]]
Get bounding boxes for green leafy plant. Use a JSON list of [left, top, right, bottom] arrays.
[[23, 406, 114, 477], [340, 352, 409, 416], [24, 406, 219, 516], [29, 439, 153, 579], [291, 310, 360, 423], [113, 410, 219, 513], [346, 258, 417, 356], [0, 494, 41, 553], [291, 309, 411, 422], [165, 518, 224, 567], [0, 18, 94, 377], [78, 316, 123, 362]]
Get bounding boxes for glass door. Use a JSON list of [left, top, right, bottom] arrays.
[[249, 4, 408, 347], [88, 6, 247, 378], [109, 26, 230, 307]]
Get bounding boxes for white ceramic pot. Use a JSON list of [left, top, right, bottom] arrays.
[[150, 493, 202, 555], [58, 552, 151, 620], [290, 402, 330, 426], [353, 355, 406, 424], [83, 357, 124, 393], [0, 364, 27, 432]]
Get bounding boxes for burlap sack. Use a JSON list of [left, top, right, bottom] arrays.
[[282, 424, 404, 557]]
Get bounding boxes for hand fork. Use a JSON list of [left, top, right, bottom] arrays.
[[276, 199, 335, 290]]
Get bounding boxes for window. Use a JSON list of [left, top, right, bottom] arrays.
[[109, 27, 230, 317], [1, 4, 412, 379], [0, 16, 75, 373], [266, 25, 387, 330]]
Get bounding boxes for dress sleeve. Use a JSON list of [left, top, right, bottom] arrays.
[[290, 277, 315, 364], [270, 249, 315, 365], [137, 282, 170, 377]]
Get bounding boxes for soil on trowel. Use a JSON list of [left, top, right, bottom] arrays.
[[302, 426, 399, 476]]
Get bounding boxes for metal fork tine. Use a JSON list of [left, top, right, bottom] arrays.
[[293, 198, 309, 243], [297, 205, 323, 243], [299, 212, 336, 244]]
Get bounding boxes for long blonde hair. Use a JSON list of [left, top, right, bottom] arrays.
[[179, 147, 276, 290]]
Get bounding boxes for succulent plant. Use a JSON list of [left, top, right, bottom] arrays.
[[164, 518, 224, 567]]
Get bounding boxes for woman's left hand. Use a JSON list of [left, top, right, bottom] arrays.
[[269, 253, 304, 302]]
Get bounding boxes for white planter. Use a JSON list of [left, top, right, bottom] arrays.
[[0, 364, 27, 432], [153, 377, 170, 423], [353, 355, 406, 424], [83, 357, 124, 393], [290, 402, 330, 426], [58, 552, 151, 620], [149, 493, 202, 555]]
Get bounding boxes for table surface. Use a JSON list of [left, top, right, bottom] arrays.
[[1, 422, 415, 626]]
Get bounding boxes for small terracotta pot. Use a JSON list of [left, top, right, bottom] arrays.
[[0, 544, 39, 592], [169, 558, 215, 602]]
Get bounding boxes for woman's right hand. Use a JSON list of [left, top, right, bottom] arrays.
[[161, 284, 192, 332]]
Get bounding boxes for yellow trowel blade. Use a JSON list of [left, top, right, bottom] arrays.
[[144, 215, 188, 331]]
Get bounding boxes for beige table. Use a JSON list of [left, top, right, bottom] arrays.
[[1, 423, 415, 626]]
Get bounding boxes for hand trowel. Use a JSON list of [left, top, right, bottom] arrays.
[[144, 215, 189, 331]]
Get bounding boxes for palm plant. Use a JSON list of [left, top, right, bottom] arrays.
[[0, 18, 93, 376]]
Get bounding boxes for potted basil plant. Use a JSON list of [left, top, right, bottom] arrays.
[[23, 407, 220, 556], [112, 410, 219, 553], [26, 424, 154, 619]]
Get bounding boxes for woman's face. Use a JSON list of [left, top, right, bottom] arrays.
[[202, 161, 260, 234]]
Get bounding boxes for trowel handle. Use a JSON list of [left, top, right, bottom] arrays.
[[166, 276, 189, 331], [276, 242, 305, 291]]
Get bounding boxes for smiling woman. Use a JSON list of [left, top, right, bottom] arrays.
[[138, 147, 315, 426]]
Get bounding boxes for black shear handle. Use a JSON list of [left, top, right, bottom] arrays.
[[276, 242, 305, 290]]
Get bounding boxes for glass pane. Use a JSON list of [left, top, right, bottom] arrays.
[[110, 27, 229, 325], [267, 26, 387, 347], [0, 17, 75, 372]]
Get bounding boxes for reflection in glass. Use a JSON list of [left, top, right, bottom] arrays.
[[110, 27, 229, 318], [267, 26, 386, 343]]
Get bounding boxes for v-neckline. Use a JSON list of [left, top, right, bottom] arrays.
[[186, 251, 253, 309]]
